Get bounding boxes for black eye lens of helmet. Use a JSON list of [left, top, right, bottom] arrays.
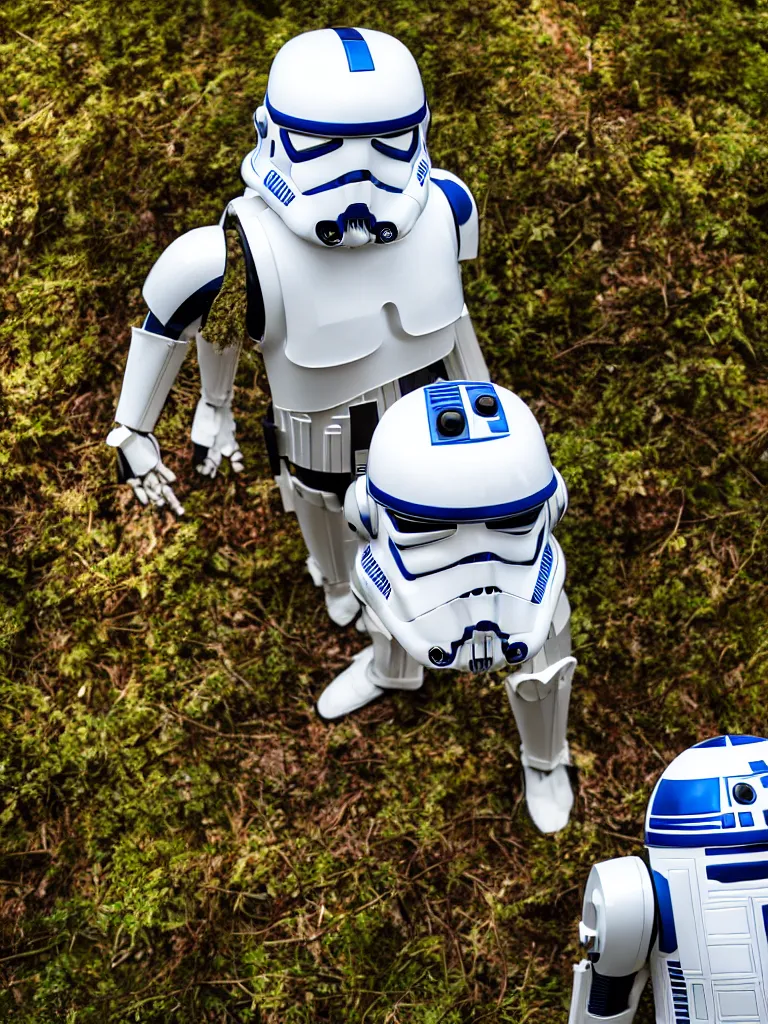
[[389, 511, 456, 534], [486, 504, 544, 531], [733, 783, 756, 805]]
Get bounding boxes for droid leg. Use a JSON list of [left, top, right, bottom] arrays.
[[504, 590, 577, 833], [290, 477, 360, 627], [316, 607, 423, 721], [569, 857, 654, 1024]]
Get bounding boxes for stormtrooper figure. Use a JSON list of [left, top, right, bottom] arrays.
[[569, 734, 768, 1024], [319, 380, 577, 833], [106, 27, 488, 626]]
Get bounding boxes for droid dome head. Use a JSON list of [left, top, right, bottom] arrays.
[[242, 28, 432, 248], [345, 381, 569, 672], [645, 735, 768, 849]]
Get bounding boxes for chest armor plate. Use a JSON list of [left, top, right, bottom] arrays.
[[228, 188, 466, 413]]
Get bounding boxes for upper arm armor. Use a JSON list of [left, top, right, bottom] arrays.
[[430, 169, 479, 261], [142, 224, 227, 340]]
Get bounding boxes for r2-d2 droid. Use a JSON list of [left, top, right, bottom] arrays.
[[322, 380, 577, 833], [106, 27, 488, 626], [570, 734, 768, 1024]]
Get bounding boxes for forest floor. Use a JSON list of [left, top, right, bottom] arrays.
[[1, 0, 767, 1021]]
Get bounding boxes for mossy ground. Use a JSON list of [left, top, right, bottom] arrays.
[[1, 0, 767, 1021]]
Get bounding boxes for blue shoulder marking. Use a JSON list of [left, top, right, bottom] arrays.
[[334, 28, 375, 72], [432, 176, 474, 227], [144, 275, 224, 341]]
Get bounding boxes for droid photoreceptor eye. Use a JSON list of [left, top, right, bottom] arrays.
[[474, 394, 498, 416], [436, 409, 465, 437], [733, 783, 756, 804]]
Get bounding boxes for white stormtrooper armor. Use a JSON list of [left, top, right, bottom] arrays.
[[570, 734, 768, 1024], [319, 381, 577, 833], [106, 26, 488, 625]]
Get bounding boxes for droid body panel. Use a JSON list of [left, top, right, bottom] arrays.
[[106, 26, 488, 624], [320, 381, 577, 833], [570, 735, 768, 1024]]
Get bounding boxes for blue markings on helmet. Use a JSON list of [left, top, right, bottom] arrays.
[[361, 545, 391, 599], [303, 170, 402, 196], [652, 871, 677, 954], [424, 382, 509, 446], [464, 384, 509, 435], [425, 383, 468, 445], [416, 158, 429, 185], [432, 176, 474, 225], [730, 735, 764, 745], [531, 544, 553, 605], [751, 761, 768, 773], [280, 128, 343, 163], [266, 95, 428, 138], [372, 130, 419, 162], [264, 169, 295, 206], [370, 476, 558, 523], [694, 737, 727, 748], [652, 778, 721, 816], [334, 27, 375, 72], [423, 620, 523, 669]]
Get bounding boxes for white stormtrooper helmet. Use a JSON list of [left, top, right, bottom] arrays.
[[241, 28, 432, 247], [345, 382, 569, 673]]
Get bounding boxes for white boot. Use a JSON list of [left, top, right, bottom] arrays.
[[505, 653, 577, 834], [315, 647, 384, 721], [323, 580, 361, 627], [306, 557, 360, 627], [316, 621, 424, 722], [522, 762, 574, 834]]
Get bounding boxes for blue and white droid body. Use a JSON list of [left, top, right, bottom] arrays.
[[570, 735, 768, 1024], [324, 381, 577, 833], [106, 27, 487, 626]]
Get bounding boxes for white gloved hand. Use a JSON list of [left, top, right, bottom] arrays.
[[191, 397, 244, 479], [106, 426, 185, 516]]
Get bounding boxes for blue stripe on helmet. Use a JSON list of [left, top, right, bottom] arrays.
[[266, 95, 428, 138], [303, 170, 402, 196], [334, 27, 375, 72], [368, 474, 558, 522]]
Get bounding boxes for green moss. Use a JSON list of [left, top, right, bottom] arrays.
[[1, 0, 767, 1020]]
